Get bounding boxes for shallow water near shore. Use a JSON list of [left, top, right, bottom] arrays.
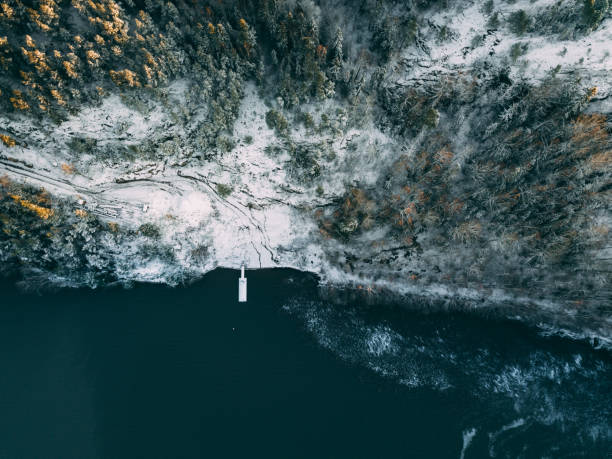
[[0, 268, 610, 458]]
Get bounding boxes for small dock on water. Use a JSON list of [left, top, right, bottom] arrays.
[[238, 265, 247, 302]]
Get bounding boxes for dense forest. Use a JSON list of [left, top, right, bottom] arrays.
[[1, 0, 611, 341]]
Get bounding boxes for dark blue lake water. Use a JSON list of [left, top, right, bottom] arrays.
[[0, 269, 610, 458]]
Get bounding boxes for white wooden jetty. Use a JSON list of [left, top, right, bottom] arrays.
[[238, 265, 247, 302]]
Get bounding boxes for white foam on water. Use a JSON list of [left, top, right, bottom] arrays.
[[503, 418, 526, 431], [488, 418, 526, 457], [365, 327, 398, 356], [537, 324, 612, 352], [459, 427, 477, 459], [574, 354, 582, 367], [589, 424, 612, 443], [281, 297, 611, 453]]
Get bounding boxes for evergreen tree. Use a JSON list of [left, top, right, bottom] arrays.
[[329, 27, 344, 82]]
